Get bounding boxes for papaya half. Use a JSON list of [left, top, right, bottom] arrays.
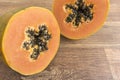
[[53, 0, 110, 39], [0, 7, 60, 75]]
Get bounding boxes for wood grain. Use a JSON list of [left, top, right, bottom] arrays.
[[0, 0, 120, 80], [105, 48, 120, 80]]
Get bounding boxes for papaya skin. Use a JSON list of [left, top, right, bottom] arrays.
[[0, 13, 11, 63], [53, 0, 110, 40], [0, 9, 24, 63], [1, 7, 60, 75]]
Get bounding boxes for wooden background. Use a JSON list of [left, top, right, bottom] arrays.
[[0, 0, 120, 80]]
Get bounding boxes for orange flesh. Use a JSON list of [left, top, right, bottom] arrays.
[[2, 7, 60, 75], [53, 0, 109, 39]]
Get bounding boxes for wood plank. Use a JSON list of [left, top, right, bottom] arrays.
[[21, 48, 113, 80], [105, 48, 120, 80]]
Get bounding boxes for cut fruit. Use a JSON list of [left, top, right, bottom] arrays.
[[53, 0, 110, 39], [0, 7, 60, 75]]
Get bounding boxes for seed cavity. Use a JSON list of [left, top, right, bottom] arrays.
[[22, 24, 51, 60], [64, 0, 94, 27]]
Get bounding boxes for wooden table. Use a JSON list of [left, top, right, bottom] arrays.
[[0, 0, 120, 80]]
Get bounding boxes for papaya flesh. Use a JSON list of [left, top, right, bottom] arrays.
[[0, 7, 60, 75], [0, 9, 22, 62], [53, 0, 110, 39]]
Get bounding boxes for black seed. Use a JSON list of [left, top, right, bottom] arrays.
[[66, 13, 75, 23], [75, 2, 79, 6], [30, 40, 36, 48], [84, 16, 88, 21], [72, 10, 78, 15], [22, 24, 51, 60], [89, 14, 93, 20], [84, 11, 90, 17], [65, 0, 94, 27], [44, 46, 48, 50], [44, 30, 48, 34], [31, 52, 39, 59], [65, 4, 70, 9], [26, 28, 35, 37], [76, 0, 84, 4], [30, 48, 40, 59], [39, 25, 47, 32], [38, 41, 42, 46], [22, 42, 30, 50], [75, 0, 84, 6], [73, 20, 79, 27], [89, 4, 94, 8], [44, 35, 51, 40], [48, 34, 51, 39], [30, 54, 38, 60], [41, 46, 45, 51], [66, 16, 72, 23], [65, 4, 74, 9]]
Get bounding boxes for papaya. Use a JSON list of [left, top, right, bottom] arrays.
[[53, 0, 110, 39], [0, 7, 60, 75]]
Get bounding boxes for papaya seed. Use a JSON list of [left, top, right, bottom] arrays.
[[65, 0, 94, 27], [22, 24, 51, 60]]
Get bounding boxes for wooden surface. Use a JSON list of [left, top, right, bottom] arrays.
[[0, 0, 120, 80]]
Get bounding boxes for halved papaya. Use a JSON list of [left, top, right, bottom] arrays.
[[53, 0, 110, 39], [0, 7, 60, 75]]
